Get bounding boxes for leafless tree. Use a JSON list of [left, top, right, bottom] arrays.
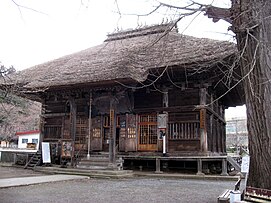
[[115, 0, 271, 191]]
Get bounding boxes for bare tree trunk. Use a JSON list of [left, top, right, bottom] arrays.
[[232, 0, 271, 189]]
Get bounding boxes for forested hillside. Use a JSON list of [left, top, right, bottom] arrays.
[[0, 90, 41, 141]]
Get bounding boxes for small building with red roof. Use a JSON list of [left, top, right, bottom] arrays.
[[16, 130, 40, 150]]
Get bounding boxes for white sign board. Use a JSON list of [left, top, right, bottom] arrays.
[[158, 114, 167, 129], [241, 155, 250, 173], [42, 142, 51, 163]]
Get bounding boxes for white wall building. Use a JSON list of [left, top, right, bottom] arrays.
[[16, 130, 40, 149]]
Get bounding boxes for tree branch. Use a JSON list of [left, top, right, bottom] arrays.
[[204, 6, 232, 23]]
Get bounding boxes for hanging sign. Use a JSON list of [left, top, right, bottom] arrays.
[[200, 109, 206, 129], [158, 113, 167, 129]]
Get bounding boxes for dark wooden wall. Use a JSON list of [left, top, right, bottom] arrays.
[[41, 85, 227, 156], [134, 89, 162, 109], [169, 89, 199, 106]]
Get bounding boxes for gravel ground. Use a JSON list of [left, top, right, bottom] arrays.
[[0, 177, 239, 203], [0, 166, 44, 179]]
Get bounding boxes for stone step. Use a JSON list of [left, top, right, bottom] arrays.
[[76, 165, 108, 170], [78, 161, 109, 166], [34, 166, 134, 178], [81, 157, 109, 162]]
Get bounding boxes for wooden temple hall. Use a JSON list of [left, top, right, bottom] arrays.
[[8, 23, 244, 174]]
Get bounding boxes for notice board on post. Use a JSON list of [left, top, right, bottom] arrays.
[[42, 142, 51, 163]]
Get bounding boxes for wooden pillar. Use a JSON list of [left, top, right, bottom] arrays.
[[196, 158, 204, 175], [217, 121, 222, 153], [87, 92, 92, 159], [222, 124, 226, 153], [214, 119, 218, 152], [212, 119, 216, 152], [221, 106, 226, 154], [69, 97, 77, 166], [109, 98, 116, 167], [221, 158, 228, 176], [210, 93, 214, 152], [125, 113, 128, 152], [162, 90, 169, 155], [155, 158, 163, 173], [39, 98, 45, 151], [200, 88, 208, 153]]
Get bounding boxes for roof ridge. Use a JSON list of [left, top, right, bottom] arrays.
[[105, 23, 178, 42]]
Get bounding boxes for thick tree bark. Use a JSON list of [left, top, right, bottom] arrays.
[[232, 0, 271, 189]]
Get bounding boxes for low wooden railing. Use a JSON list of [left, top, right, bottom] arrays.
[[168, 121, 200, 140]]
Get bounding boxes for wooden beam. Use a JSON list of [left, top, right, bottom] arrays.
[[196, 106, 225, 124], [43, 113, 69, 118], [134, 105, 200, 113]]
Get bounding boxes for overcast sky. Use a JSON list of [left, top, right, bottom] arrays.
[[0, 0, 234, 70], [0, 0, 246, 117]]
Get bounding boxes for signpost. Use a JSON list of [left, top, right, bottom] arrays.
[[158, 113, 167, 156], [42, 142, 51, 163]]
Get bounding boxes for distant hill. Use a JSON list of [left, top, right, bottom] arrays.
[[0, 90, 41, 141]]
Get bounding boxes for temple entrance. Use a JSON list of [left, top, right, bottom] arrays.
[[138, 114, 158, 151], [102, 115, 120, 152]]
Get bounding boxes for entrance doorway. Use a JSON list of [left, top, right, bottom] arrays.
[[102, 115, 120, 152], [138, 114, 158, 151]]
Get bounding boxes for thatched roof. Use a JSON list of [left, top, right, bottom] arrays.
[[10, 23, 236, 90]]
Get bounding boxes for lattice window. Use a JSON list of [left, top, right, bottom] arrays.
[[76, 117, 88, 144], [139, 115, 157, 123], [139, 125, 157, 144], [76, 117, 87, 125]]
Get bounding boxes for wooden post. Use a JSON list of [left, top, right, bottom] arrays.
[[125, 113, 128, 152], [199, 88, 208, 153], [221, 158, 228, 176], [69, 97, 77, 167], [87, 92, 92, 159], [200, 109, 208, 153], [155, 158, 163, 173], [210, 93, 214, 152], [109, 98, 116, 167], [162, 90, 168, 155], [196, 159, 204, 175], [38, 100, 46, 152], [200, 88, 207, 106]]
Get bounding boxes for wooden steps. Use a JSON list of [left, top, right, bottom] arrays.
[[227, 156, 241, 172], [24, 151, 42, 169]]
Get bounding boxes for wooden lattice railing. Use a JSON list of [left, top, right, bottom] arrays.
[[168, 121, 200, 140]]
